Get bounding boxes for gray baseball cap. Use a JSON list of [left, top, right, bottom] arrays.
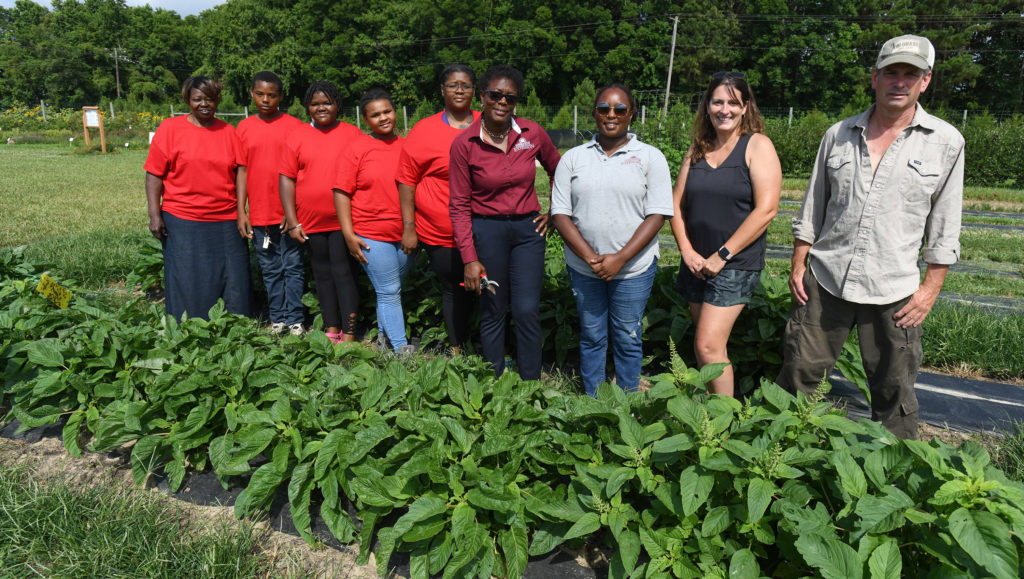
[[876, 35, 935, 71]]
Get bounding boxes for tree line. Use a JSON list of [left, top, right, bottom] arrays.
[[2, 0, 1021, 116]]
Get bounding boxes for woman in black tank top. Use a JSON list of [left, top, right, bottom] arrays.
[[667, 72, 782, 397]]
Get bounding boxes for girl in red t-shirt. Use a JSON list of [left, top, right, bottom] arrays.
[[395, 64, 481, 353], [280, 81, 363, 343], [334, 88, 410, 352]]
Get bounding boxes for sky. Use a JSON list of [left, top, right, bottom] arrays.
[[0, 0, 226, 16]]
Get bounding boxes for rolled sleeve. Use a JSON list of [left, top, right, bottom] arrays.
[[792, 133, 833, 244], [448, 138, 477, 264], [922, 141, 964, 265]]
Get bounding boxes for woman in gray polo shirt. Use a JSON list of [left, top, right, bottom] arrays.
[[551, 83, 675, 397]]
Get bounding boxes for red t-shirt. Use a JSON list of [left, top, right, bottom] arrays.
[[280, 121, 362, 234], [396, 110, 481, 247], [237, 113, 303, 226], [449, 116, 561, 264], [143, 115, 243, 222], [335, 134, 405, 242]]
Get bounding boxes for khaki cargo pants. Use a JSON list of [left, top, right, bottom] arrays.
[[775, 270, 922, 439]]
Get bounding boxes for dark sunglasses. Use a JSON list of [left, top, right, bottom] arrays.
[[712, 71, 746, 81], [594, 102, 630, 116], [482, 90, 519, 106]]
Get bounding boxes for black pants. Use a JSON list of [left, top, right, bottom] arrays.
[[472, 215, 545, 380], [306, 230, 359, 334], [423, 243, 474, 348]]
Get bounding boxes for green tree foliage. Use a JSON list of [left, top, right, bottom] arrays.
[[0, 0, 1021, 115]]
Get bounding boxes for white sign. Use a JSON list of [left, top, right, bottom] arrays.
[[84, 109, 101, 128]]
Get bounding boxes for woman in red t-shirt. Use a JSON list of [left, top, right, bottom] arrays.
[[144, 76, 253, 320], [396, 64, 480, 353], [280, 81, 363, 343], [334, 88, 410, 352]]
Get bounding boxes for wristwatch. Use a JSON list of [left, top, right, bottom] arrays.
[[717, 246, 733, 262]]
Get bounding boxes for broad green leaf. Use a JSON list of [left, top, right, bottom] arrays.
[[834, 448, 868, 498], [606, 467, 635, 497], [409, 545, 429, 579], [451, 502, 477, 540], [680, 466, 714, 516], [904, 440, 951, 477], [932, 479, 972, 506], [466, 486, 517, 512], [747, 477, 775, 523], [348, 476, 396, 508], [867, 539, 901, 579], [27, 339, 64, 367], [403, 515, 447, 542], [667, 396, 703, 431], [794, 534, 863, 579], [376, 527, 398, 578], [428, 532, 455, 575], [612, 526, 641, 575], [853, 487, 914, 540], [130, 434, 163, 486], [499, 521, 529, 579], [759, 380, 794, 411], [288, 462, 315, 542], [529, 522, 571, 556], [563, 512, 601, 542], [440, 416, 475, 455], [949, 506, 1018, 579], [701, 505, 730, 536], [234, 463, 285, 517], [391, 495, 448, 537], [728, 548, 759, 579], [320, 489, 356, 542], [444, 532, 484, 579], [651, 433, 693, 455], [62, 410, 85, 458]]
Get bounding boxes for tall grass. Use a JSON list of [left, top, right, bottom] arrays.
[[924, 301, 1024, 380], [0, 462, 273, 577]]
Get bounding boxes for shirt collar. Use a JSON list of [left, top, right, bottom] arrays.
[[585, 132, 640, 154], [854, 102, 937, 132]]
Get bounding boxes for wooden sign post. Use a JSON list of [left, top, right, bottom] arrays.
[[81, 106, 107, 153]]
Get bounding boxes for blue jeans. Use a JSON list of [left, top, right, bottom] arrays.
[[252, 225, 304, 325], [358, 236, 412, 350], [569, 260, 657, 397]]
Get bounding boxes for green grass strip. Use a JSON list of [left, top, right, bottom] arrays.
[[0, 462, 272, 578]]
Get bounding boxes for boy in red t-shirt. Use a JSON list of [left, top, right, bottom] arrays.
[[237, 71, 305, 335]]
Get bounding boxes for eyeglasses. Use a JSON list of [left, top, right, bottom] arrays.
[[482, 90, 519, 106], [594, 102, 630, 117], [444, 82, 473, 91], [712, 71, 746, 81]]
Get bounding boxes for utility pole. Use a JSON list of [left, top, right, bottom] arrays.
[[113, 47, 122, 99], [662, 16, 679, 121]]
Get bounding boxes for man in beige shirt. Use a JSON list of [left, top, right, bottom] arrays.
[[776, 34, 965, 439]]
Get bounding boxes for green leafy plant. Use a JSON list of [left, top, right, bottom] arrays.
[[6, 248, 1024, 578]]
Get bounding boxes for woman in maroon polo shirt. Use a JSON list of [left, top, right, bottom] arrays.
[[448, 64, 560, 380]]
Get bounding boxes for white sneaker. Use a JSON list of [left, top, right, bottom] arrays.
[[288, 323, 305, 336], [270, 322, 286, 334]]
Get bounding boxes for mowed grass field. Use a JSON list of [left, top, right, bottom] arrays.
[[0, 144, 151, 286]]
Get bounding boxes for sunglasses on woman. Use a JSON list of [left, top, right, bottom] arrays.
[[482, 90, 519, 106], [594, 102, 630, 116]]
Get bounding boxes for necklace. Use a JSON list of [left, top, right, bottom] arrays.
[[483, 122, 510, 142]]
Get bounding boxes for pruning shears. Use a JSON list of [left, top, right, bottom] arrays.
[[461, 274, 500, 295]]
